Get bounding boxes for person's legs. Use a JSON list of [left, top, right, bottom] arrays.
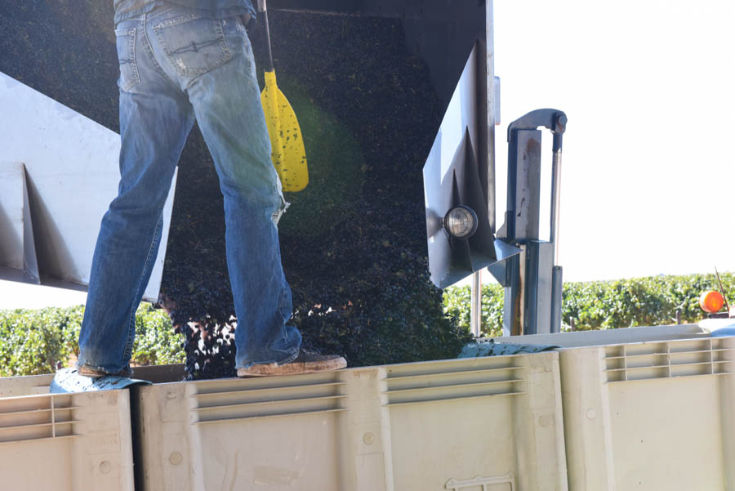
[[150, 13, 301, 369], [77, 15, 195, 375], [84, 6, 345, 376], [147, 11, 348, 374]]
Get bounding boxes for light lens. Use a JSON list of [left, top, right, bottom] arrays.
[[444, 206, 478, 239]]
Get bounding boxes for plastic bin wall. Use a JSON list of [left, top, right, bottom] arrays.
[[496, 325, 735, 491], [0, 374, 135, 491], [134, 353, 568, 491], [560, 336, 735, 491]]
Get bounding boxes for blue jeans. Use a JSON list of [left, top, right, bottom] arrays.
[[77, 4, 301, 374]]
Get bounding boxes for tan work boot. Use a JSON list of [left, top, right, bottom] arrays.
[[78, 365, 131, 378], [237, 349, 347, 377]]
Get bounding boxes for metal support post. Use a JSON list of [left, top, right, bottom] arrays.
[[499, 109, 567, 336], [470, 271, 482, 337], [549, 134, 564, 333]]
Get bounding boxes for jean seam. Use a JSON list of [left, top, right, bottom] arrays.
[[142, 13, 172, 83], [117, 27, 141, 91], [120, 216, 162, 368], [128, 28, 141, 88], [151, 12, 200, 29]]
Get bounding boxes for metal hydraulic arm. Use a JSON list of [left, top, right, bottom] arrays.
[[492, 109, 567, 335]]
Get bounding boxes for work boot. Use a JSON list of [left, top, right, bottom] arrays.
[[78, 365, 131, 378], [237, 349, 346, 377]]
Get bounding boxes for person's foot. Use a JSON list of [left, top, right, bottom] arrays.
[[237, 349, 347, 377], [51, 367, 150, 393], [78, 365, 131, 378]]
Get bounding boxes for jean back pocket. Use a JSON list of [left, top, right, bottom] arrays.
[[153, 15, 233, 80], [115, 27, 140, 92]]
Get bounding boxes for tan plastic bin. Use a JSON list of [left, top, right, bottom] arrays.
[[561, 336, 735, 491], [0, 374, 135, 491], [134, 353, 568, 491], [499, 325, 735, 491]]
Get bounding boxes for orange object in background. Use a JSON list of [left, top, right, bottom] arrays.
[[699, 290, 725, 313]]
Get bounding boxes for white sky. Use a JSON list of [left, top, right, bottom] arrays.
[[0, 279, 86, 310], [493, 0, 735, 281]]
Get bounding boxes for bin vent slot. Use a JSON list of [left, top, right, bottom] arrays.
[[192, 375, 345, 423], [384, 358, 525, 406], [445, 473, 515, 490], [604, 338, 735, 382], [0, 394, 77, 442]]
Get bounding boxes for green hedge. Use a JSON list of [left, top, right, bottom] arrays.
[[0, 303, 183, 377], [444, 272, 735, 337], [1, 272, 732, 376]]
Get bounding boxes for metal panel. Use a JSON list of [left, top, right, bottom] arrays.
[[550, 265, 563, 333], [501, 241, 554, 336], [507, 129, 542, 242], [0, 162, 39, 282], [502, 247, 524, 336], [525, 241, 554, 335], [0, 72, 176, 301], [423, 43, 502, 289]]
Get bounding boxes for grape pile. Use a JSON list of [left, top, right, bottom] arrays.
[[177, 317, 237, 380]]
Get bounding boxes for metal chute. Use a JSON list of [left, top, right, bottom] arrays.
[[0, 72, 176, 301], [423, 43, 520, 290]]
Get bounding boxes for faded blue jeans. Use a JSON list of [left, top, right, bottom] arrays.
[[77, 4, 301, 374]]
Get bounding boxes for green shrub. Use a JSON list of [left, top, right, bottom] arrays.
[[2, 272, 731, 377], [0, 306, 83, 377], [444, 272, 735, 335], [0, 303, 183, 376], [132, 304, 186, 366], [443, 284, 504, 337]]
